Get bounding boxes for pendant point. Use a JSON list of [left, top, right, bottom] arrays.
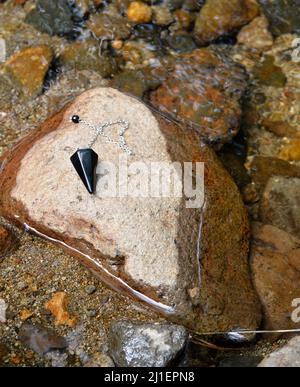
[[71, 149, 98, 194]]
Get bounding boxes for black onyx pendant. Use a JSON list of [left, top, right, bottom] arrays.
[[70, 149, 98, 194]]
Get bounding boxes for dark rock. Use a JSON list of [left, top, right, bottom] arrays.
[[164, 34, 197, 53], [258, 0, 300, 36], [0, 225, 17, 260], [218, 133, 250, 190], [218, 354, 263, 367], [112, 67, 167, 98], [87, 13, 132, 40], [109, 321, 188, 367], [85, 285, 96, 295], [25, 0, 78, 38], [260, 176, 300, 237], [18, 323, 67, 355]]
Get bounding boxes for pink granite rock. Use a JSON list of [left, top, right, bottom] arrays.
[[0, 87, 261, 333]]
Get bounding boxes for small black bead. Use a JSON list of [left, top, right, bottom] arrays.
[[72, 115, 80, 124]]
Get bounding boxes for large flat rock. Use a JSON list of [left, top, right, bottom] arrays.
[[0, 87, 261, 333]]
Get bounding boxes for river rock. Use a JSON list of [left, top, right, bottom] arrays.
[[250, 223, 300, 332], [109, 321, 188, 367], [87, 13, 133, 40], [258, 336, 300, 367], [59, 40, 118, 78], [0, 87, 261, 333], [4, 46, 53, 98], [194, 0, 259, 45], [237, 16, 274, 51], [0, 299, 7, 323], [25, 0, 77, 38], [0, 225, 16, 259], [18, 323, 67, 355], [260, 176, 300, 237], [258, 0, 300, 36], [150, 47, 248, 147], [0, 342, 9, 364]]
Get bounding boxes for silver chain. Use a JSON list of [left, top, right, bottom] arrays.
[[79, 118, 133, 156]]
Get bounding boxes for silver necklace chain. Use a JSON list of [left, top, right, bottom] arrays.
[[79, 118, 133, 156]]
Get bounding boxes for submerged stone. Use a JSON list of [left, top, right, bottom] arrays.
[[18, 323, 67, 355], [150, 47, 248, 147], [59, 40, 118, 78], [0, 87, 261, 333], [258, 0, 300, 36], [237, 16, 274, 51], [194, 0, 259, 45], [25, 0, 77, 38], [4, 46, 53, 98], [260, 176, 300, 238], [251, 223, 300, 333], [0, 225, 17, 260], [253, 55, 287, 88]]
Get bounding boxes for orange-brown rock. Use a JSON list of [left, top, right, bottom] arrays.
[[127, 1, 152, 24], [150, 47, 248, 147], [5, 46, 53, 98], [279, 139, 300, 162], [251, 223, 300, 334], [0, 225, 16, 259], [45, 292, 76, 327]]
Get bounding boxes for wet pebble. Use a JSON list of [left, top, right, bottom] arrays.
[[108, 321, 188, 367], [127, 1, 152, 24], [17, 281, 28, 291], [0, 226, 17, 259], [250, 223, 300, 333], [194, 0, 259, 45], [0, 299, 7, 323], [25, 0, 79, 38], [164, 34, 197, 53], [260, 176, 300, 237], [4, 46, 54, 99], [18, 323, 67, 356], [59, 40, 117, 78], [85, 285, 96, 295], [258, 0, 300, 36], [84, 352, 115, 367]]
